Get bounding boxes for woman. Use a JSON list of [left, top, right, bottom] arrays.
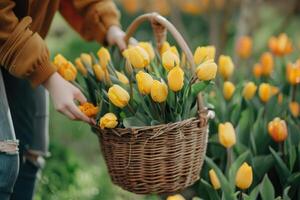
[[0, 0, 127, 199]]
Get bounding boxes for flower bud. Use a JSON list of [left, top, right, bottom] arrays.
[[79, 102, 99, 117], [92, 64, 106, 81], [136, 71, 153, 95], [75, 58, 88, 76], [268, 117, 288, 142], [286, 61, 300, 85], [218, 55, 234, 80], [116, 71, 129, 84], [99, 113, 118, 129], [235, 162, 253, 190], [80, 53, 92, 66], [209, 169, 221, 190], [196, 60, 218, 81], [289, 101, 300, 117], [162, 49, 180, 71], [236, 36, 252, 59], [123, 46, 150, 69], [57, 62, 77, 81], [218, 122, 236, 148], [160, 41, 171, 55], [194, 46, 216, 65], [97, 47, 111, 69], [151, 80, 168, 103], [223, 81, 235, 100], [53, 54, 68, 67], [108, 85, 130, 108], [167, 66, 185, 92], [268, 33, 293, 56], [252, 63, 262, 78], [139, 42, 155, 60], [260, 52, 274, 76], [243, 82, 257, 100], [258, 83, 272, 103]]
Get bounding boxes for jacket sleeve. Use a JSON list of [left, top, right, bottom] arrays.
[[0, 1, 56, 87], [59, 0, 121, 43]]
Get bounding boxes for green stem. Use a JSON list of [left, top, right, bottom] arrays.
[[225, 148, 233, 176], [239, 190, 243, 200]]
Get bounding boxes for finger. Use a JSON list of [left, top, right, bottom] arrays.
[[60, 108, 76, 121], [68, 103, 92, 124], [116, 39, 127, 51], [74, 89, 87, 104], [129, 37, 138, 46]]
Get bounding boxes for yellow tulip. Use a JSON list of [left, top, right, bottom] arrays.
[[260, 52, 274, 76], [194, 46, 216, 65], [252, 63, 262, 78], [166, 194, 185, 200], [236, 36, 252, 59], [80, 53, 92, 66], [162, 49, 180, 71], [53, 54, 68, 67], [258, 83, 272, 103], [139, 42, 155, 60], [218, 55, 234, 80], [196, 60, 218, 81], [116, 71, 129, 84], [167, 66, 185, 92], [151, 80, 168, 103], [243, 82, 257, 100], [97, 47, 111, 69], [108, 85, 130, 108], [286, 61, 300, 85], [268, 117, 288, 142], [218, 122, 236, 148], [136, 71, 153, 95], [99, 113, 118, 129], [268, 33, 293, 56], [124, 46, 150, 69], [170, 46, 179, 57], [289, 101, 300, 117], [79, 102, 99, 118], [235, 162, 253, 190], [209, 169, 221, 190], [160, 41, 171, 55], [75, 58, 88, 76], [57, 62, 77, 81], [92, 64, 106, 81], [223, 81, 235, 100]]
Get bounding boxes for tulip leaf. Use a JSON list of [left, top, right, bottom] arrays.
[[191, 81, 210, 97], [200, 179, 221, 200], [252, 155, 274, 182], [247, 185, 260, 200], [283, 186, 291, 200], [286, 172, 300, 187], [269, 146, 291, 184], [230, 103, 241, 126], [228, 151, 250, 189], [123, 116, 147, 128], [260, 175, 275, 200], [205, 157, 235, 200]]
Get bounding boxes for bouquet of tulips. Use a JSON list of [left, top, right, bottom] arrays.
[[53, 42, 217, 129]]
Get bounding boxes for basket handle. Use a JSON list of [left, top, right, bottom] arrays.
[[124, 12, 205, 113]]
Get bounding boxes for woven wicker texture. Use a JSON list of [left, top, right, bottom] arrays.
[[94, 13, 210, 194]]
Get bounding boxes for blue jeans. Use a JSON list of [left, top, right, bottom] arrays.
[[0, 69, 49, 200]]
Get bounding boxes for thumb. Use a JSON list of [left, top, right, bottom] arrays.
[[74, 89, 87, 104]]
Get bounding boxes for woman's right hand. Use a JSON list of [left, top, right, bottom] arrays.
[[43, 72, 95, 125]]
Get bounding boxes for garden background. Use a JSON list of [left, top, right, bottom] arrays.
[[35, 0, 300, 199]]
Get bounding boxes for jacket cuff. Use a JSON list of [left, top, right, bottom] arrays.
[[29, 60, 56, 87]]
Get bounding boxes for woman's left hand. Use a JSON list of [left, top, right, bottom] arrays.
[[106, 25, 137, 51]]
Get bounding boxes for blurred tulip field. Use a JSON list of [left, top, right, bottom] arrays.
[[36, 0, 300, 199]]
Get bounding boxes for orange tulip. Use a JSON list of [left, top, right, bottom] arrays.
[[236, 36, 252, 59], [252, 63, 262, 78], [260, 52, 274, 76], [289, 101, 300, 117], [286, 61, 300, 85], [79, 102, 99, 118], [268, 118, 288, 142], [268, 33, 293, 56]]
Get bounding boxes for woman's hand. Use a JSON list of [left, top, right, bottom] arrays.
[[43, 72, 95, 124], [106, 25, 137, 51]]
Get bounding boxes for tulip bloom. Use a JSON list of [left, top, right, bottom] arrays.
[[218, 55, 234, 80], [194, 46, 216, 65], [258, 83, 272, 103], [75, 58, 88, 76], [116, 71, 129, 84], [289, 102, 300, 117], [286, 61, 300, 85], [260, 52, 274, 76], [243, 82, 257, 100], [209, 169, 221, 190], [123, 46, 150, 69], [162, 49, 180, 71], [223, 81, 235, 100], [108, 85, 130, 108], [99, 113, 118, 129], [236, 36, 252, 59], [252, 63, 263, 78], [160, 41, 171, 55], [151, 80, 168, 103], [55, 60, 77, 82], [79, 102, 99, 118], [53, 54, 68, 67], [136, 71, 153, 95], [196, 60, 218, 81], [166, 194, 185, 200], [268, 33, 293, 56], [167, 66, 185, 92], [235, 162, 253, 190], [92, 64, 106, 81], [80, 53, 92, 66], [97, 47, 111, 69], [218, 122, 236, 148], [139, 42, 155, 60], [268, 117, 288, 142]]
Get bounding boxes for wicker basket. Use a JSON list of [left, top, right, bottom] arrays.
[[93, 13, 210, 195]]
